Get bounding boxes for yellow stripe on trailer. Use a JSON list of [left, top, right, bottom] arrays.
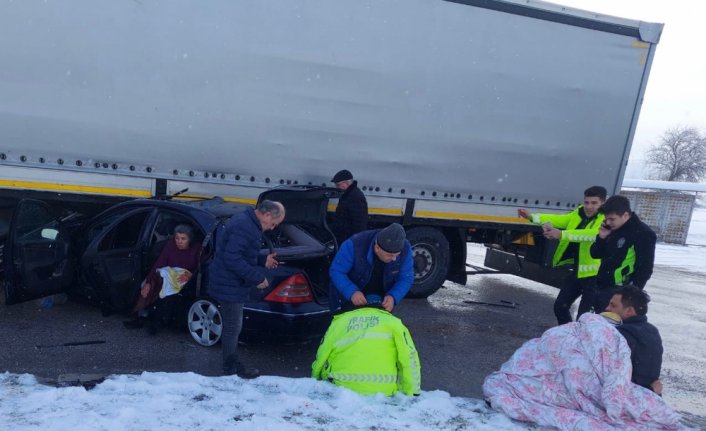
[[0, 180, 533, 225], [325, 204, 529, 223], [175, 194, 257, 205], [369, 207, 403, 216], [0, 179, 152, 198], [415, 210, 528, 224], [326, 205, 404, 216]]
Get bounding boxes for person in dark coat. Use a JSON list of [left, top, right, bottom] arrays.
[[208, 200, 285, 378], [123, 224, 202, 331], [605, 285, 663, 394], [591, 195, 656, 312], [331, 169, 368, 246]]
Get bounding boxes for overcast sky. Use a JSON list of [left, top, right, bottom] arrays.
[[552, 0, 705, 178]]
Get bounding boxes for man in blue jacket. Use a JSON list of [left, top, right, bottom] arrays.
[[209, 200, 285, 378], [329, 223, 414, 313]]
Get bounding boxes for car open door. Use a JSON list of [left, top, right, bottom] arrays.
[[80, 207, 153, 311], [3, 199, 74, 305]]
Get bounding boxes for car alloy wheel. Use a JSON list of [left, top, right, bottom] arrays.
[[187, 298, 222, 347]]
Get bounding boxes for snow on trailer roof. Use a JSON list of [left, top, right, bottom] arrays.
[[448, 0, 663, 43], [622, 178, 706, 193]]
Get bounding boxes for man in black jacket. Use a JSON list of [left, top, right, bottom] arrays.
[[605, 285, 663, 394], [331, 169, 368, 246], [591, 195, 656, 312]]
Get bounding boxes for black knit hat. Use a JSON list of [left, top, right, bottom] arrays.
[[331, 169, 353, 183], [376, 223, 406, 253]]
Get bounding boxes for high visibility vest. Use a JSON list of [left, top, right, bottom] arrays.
[[311, 308, 421, 396], [532, 206, 603, 278]]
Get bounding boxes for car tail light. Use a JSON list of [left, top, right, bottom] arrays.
[[264, 274, 314, 304]]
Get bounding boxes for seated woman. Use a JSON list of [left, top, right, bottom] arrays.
[[123, 224, 202, 331]]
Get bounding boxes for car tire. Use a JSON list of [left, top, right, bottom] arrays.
[[406, 227, 450, 299], [187, 297, 223, 347]]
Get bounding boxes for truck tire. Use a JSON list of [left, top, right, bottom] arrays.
[[406, 227, 450, 299]]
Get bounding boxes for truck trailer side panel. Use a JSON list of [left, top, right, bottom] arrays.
[[0, 0, 661, 212]]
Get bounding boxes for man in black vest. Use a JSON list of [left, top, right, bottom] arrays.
[[329, 223, 414, 313], [331, 169, 369, 246]]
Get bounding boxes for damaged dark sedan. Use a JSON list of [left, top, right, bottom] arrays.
[[2, 186, 339, 345]]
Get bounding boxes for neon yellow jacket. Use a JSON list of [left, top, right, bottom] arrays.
[[531, 206, 603, 278], [311, 307, 421, 396]]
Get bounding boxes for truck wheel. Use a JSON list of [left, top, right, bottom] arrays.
[[187, 297, 222, 347], [406, 227, 450, 298]]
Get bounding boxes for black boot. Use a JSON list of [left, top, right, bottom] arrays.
[[223, 355, 239, 376], [122, 316, 143, 329], [146, 318, 161, 336], [223, 357, 259, 378], [236, 363, 260, 379]]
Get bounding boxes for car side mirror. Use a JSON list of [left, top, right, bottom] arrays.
[[41, 228, 58, 240]]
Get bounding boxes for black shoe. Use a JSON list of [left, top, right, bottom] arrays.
[[223, 362, 260, 379], [122, 318, 143, 329], [236, 365, 260, 379], [146, 320, 160, 336]]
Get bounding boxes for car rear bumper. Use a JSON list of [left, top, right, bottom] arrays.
[[241, 306, 331, 342]]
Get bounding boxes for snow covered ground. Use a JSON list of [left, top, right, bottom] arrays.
[[686, 204, 706, 247], [0, 372, 524, 431], [2, 208, 706, 430]]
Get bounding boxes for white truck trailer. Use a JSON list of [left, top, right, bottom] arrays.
[[0, 0, 662, 297]]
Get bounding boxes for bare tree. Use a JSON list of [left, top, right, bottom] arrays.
[[646, 126, 706, 182]]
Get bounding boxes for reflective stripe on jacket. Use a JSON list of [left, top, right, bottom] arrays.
[[311, 307, 421, 396], [531, 206, 603, 278]]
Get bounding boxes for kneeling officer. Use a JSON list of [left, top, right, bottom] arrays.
[[311, 294, 421, 396]]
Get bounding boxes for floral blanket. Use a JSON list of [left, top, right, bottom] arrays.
[[483, 313, 685, 430]]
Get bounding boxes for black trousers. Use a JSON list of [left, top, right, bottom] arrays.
[[553, 275, 597, 325]]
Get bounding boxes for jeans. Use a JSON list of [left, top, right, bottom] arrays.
[[220, 302, 244, 374], [553, 276, 597, 325]]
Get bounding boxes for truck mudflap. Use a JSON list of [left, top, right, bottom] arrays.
[[483, 247, 570, 288]]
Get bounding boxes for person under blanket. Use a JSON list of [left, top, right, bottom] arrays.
[[482, 312, 683, 430]]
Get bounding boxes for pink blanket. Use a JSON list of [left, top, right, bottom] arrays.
[[483, 313, 685, 430]]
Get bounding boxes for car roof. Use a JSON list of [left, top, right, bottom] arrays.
[[103, 186, 337, 227], [109, 197, 251, 222], [179, 197, 252, 218]]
